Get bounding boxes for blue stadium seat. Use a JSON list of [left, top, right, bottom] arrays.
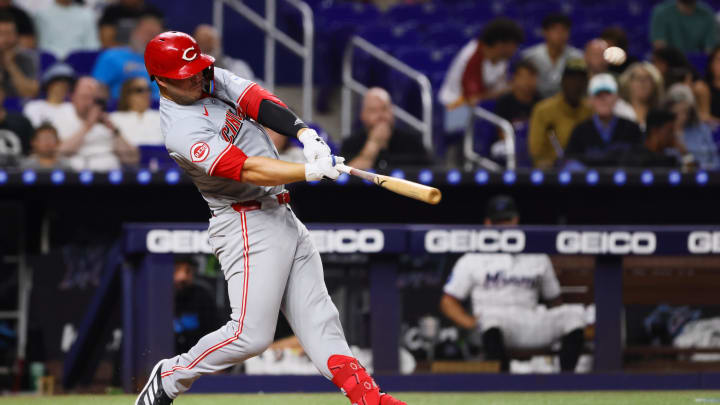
[[39, 52, 57, 74], [65, 50, 101, 76], [2, 97, 23, 113], [139, 145, 176, 169], [687, 52, 708, 77]]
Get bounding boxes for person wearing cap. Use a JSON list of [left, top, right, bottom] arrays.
[[521, 13, 583, 98], [564, 73, 643, 167], [23, 63, 76, 128], [663, 83, 718, 170], [440, 195, 586, 373], [173, 256, 219, 356], [528, 58, 592, 169]]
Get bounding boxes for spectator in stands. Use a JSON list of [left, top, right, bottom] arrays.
[[438, 18, 524, 109], [193, 24, 254, 81], [491, 60, 541, 165], [664, 84, 719, 170], [0, 12, 39, 98], [98, 0, 163, 48], [268, 129, 304, 163], [19, 123, 70, 169], [53, 76, 139, 171], [23, 63, 75, 128], [92, 14, 162, 100], [495, 60, 542, 130], [34, 0, 100, 60], [702, 46, 720, 123], [564, 74, 643, 168], [584, 39, 609, 77], [600, 26, 637, 75], [440, 195, 586, 373], [521, 14, 583, 98], [342, 87, 430, 170], [650, 0, 718, 54], [615, 62, 664, 130], [109, 77, 162, 147], [618, 109, 684, 168], [0, 86, 33, 166], [173, 256, 218, 355], [0, 0, 35, 49], [528, 59, 592, 169], [650, 46, 714, 122]]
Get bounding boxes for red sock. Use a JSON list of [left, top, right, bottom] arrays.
[[327, 355, 406, 405], [328, 355, 380, 405]]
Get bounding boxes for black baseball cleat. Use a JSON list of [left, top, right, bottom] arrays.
[[135, 360, 173, 405]]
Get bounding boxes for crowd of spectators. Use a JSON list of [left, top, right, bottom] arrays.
[[1, 0, 720, 173], [442, 0, 720, 172]]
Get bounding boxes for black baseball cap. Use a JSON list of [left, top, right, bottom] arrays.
[[485, 195, 519, 222]]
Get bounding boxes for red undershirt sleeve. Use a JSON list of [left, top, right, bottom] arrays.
[[208, 143, 248, 181]]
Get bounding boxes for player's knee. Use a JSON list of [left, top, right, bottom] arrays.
[[244, 334, 274, 357]]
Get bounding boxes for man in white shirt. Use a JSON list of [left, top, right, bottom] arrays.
[[53, 76, 138, 171], [23, 62, 75, 128], [521, 14, 583, 98], [34, 0, 100, 60], [440, 195, 585, 372]]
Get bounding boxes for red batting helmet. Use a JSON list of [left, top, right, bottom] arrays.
[[144, 31, 215, 80]]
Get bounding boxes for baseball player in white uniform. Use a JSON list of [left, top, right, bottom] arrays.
[[440, 195, 585, 372], [135, 31, 405, 405]]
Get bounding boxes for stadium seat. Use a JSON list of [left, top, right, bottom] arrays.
[[39, 52, 57, 74], [686, 52, 708, 77], [65, 50, 101, 76], [139, 145, 176, 169], [2, 97, 23, 113]]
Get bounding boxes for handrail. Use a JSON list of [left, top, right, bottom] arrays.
[[342, 36, 433, 151], [213, 0, 314, 121], [463, 106, 516, 171]]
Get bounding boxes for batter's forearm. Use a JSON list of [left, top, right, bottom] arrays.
[[439, 294, 477, 330], [241, 156, 306, 186]]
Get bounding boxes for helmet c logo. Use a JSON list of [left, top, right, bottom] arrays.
[[182, 47, 197, 61]]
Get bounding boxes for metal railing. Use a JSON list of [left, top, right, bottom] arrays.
[[463, 106, 516, 171], [213, 0, 314, 121], [342, 36, 433, 151]]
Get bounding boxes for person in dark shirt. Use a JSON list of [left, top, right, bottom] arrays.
[[619, 109, 681, 168], [173, 256, 219, 355], [495, 60, 542, 129], [494, 60, 541, 166], [0, 12, 39, 98], [342, 87, 431, 170], [0, 86, 33, 166], [565, 73, 643, 167], [0, 0, 35, 49], [98, 0, 164, 47]]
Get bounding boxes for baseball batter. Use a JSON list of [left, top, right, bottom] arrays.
[[135, 31, 405, 405], [440, 195, 585, 372]]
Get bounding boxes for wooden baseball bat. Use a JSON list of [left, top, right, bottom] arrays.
[[336, 164, 442, 205]]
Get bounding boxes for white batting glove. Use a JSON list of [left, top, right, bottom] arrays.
[[298, 128, 331, 163], [305, 155, 345, 181]]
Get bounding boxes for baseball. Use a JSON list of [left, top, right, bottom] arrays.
[[603, 46, 627, 66]]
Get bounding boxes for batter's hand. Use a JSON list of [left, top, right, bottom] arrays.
[[305, 155, 345, 181], [298, 128, 331, 162]]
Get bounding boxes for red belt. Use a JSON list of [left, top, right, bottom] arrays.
[[230, 192, 291, 213]]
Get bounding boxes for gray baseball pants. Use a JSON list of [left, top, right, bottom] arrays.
[[159, 202, 352, 398]]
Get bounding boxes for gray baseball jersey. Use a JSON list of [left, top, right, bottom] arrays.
[[157, 68, 353, 398], [161, 67, 284, 213]]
